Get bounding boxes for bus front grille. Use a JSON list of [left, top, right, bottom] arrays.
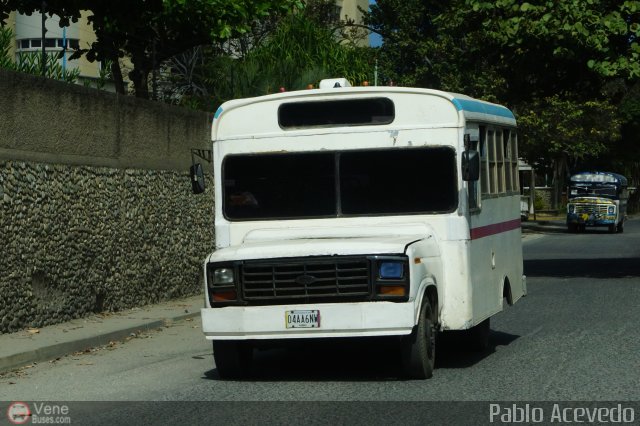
[[574, 204, 609, 215], [240, 257, 371, 304]]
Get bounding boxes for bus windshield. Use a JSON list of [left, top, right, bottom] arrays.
[[568, 172, 627, 200], [223, 147, 457, 220], [569, 184, 618, 199]]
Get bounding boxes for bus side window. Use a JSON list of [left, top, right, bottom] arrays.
[[479, 126, 488, 197], [469, 136, 481, 211]]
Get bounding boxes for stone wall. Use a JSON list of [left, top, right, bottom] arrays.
[[0, 70, 215, 334], [0, 161, 214, 333]]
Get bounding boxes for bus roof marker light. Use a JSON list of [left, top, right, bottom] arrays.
[[319, 78, 352, 89]]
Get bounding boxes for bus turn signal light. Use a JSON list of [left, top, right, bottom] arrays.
[[378, 286, 406, 297], [213, 290, 237, 302]]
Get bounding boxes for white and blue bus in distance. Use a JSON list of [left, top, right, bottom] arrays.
[[566, 171, 629, 233], [190, 78, 526, 379]]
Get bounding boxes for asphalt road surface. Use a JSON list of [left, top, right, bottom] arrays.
[[1, 219, 639, 425]]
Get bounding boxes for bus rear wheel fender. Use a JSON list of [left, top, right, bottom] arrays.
[[502, 277, 513, 307]]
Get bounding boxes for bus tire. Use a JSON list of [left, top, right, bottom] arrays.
[[213, 340, 253, 379], [567, 223, 577, 233], [401, 300, 436, 379], [608, 224, 616, 233], [466, 318, 490, 352]]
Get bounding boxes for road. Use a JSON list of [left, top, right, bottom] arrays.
[[1, 220, 639, 424]]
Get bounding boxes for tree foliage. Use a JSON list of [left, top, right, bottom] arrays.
[[0, 0, 302, 97], [517, 95, 621, 206], [517, 96, 620, 166], [456, 0, 640, 202], [465, 0, 640, 80], [365, 0, 639, 208], [161, 1, 374, 109]]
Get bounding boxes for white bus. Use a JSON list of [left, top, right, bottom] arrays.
[[191, 78, 526, 379]]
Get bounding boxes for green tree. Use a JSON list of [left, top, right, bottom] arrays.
[[0, 25, 12, 69], [363, 0, 446, 87], [362, 0, 511, 99], [517, 95, 621, 207], [457, 0, 638, 206], [164, 1, 375, 109], [365, 1, 637, 208], [1, 0, 302, 98], [463, 0, 640, 82]]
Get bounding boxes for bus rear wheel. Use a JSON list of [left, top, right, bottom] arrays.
[[213, 340, 253, 379], [401, 300, 436, 379]]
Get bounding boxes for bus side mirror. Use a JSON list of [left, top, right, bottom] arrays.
[[462, 150, 480, 181], [190, 163, 205, 194]]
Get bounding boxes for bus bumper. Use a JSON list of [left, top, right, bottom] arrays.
[[567, 213, 616, 227], [201, 302, 415, 340]]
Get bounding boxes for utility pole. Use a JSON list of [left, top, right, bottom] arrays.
[[41, 1, 47, 77], [374, 58, 378, 86], [61, 26, 67, 79], [151, 24, 158, 100], [152, 38, 158, 100]]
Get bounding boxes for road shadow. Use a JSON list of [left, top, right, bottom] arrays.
[[435, 329, 519, 369], [524, 258, 640, 278], [203, 337, 403, 382], [202, 329, 519, 382]]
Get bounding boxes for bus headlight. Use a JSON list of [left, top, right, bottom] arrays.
[[379, 261, 404, 279], [608, 206, 616, 215], [213, 268, 235, 285], [568, 204, 575, 214]]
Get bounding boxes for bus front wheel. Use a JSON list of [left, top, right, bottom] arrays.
[[401, 300, 436, 379]]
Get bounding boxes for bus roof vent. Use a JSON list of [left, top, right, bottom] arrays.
[[319, 78, 352, 89]]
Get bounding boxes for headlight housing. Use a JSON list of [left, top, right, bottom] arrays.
[[568, 204, 575, 214], [373, 256, 409, 300], [608, 205, 616, 215], [206, 263, 238, 304]]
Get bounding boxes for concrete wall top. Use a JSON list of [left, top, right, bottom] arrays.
[[0, 68, 213, 171]]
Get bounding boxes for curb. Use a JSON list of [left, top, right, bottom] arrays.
[[0, 310, 200, 375], [521, 223, 566, 233]]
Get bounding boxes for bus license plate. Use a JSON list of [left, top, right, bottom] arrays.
[[285, 310, 320, 329]]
